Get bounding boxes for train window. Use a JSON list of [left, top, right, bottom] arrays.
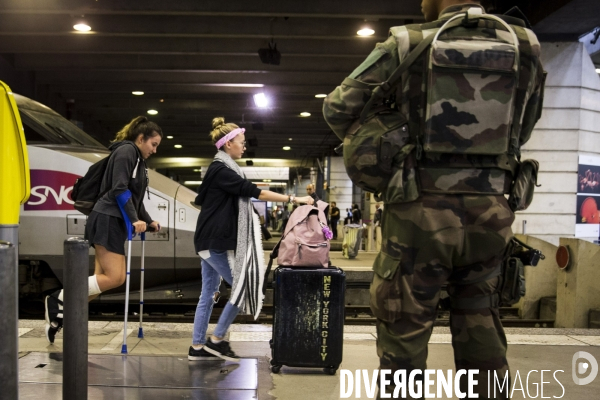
[[20, 109, 105, 148], [19, 111, 68, 144], [22, 119, 52, 143]]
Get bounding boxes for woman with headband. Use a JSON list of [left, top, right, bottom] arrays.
[[188, 117, 314, 362]]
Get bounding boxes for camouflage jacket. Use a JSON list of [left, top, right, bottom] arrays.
[[323, 4, 545, 196]]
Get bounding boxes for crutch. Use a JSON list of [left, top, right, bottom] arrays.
[[137, 230, 146, 338], [137, 222, 159, 338], [116, 190, 134, 354]]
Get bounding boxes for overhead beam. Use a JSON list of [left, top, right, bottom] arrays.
[[0, 0, 423, 20], [12, 54, 370, 71], [0, 35, 379, 55]]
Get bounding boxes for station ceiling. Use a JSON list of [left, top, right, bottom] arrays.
[[1, 0, 599, 176]]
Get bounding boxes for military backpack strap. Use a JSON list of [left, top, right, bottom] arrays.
[[509, 25, 537, 160], [359, 33, 435, 124], [340, 78, 380, 91]]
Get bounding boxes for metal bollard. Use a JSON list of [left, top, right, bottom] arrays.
[[63, 238, 89, 400], [0, 241, 18, 400]]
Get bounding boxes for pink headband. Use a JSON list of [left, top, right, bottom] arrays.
[[215, 127, 245, 149]]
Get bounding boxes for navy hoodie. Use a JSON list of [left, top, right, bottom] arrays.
[[193, 159, 261, 253]]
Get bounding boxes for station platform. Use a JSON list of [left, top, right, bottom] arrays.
[[17, 320, 600, 399]]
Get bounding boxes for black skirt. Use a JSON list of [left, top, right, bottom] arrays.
[[85, 211, 127, 255]]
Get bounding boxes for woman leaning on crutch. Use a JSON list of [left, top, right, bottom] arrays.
[[44, 116, 163, 344]]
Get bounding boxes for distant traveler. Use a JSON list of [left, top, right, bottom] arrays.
[[345, 208, 353, 225], [329, 201, 340, 239], [280, 206, 290, 233], [373, 203, 383, 250], [189, 117, 314, 362], [306, 182, 329, 223], [323, 0, 545, 397], [306, 183, 319, 202], [44, 116, 163, 344], [351, 204, 361, 224], [373, 203, 382, 227]]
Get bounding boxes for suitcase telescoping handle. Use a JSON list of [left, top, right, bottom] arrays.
[[263, 239, 281, 295]]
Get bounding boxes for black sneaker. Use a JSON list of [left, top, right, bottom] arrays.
[[188, 346, 221, 361], [204, 339, 240, 362], [44, 291, 63, 344]]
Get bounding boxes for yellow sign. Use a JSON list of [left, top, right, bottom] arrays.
[[0, 81, 30, 224]]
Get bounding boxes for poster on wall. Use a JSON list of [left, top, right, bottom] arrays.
[[575, 155, 600, 238]]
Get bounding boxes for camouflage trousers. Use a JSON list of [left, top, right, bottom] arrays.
[[371, 194, 515, 399]]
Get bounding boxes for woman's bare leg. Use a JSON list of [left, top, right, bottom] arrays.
[[88, 244, 126, 301]]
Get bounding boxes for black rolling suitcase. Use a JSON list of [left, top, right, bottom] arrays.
[[269, 267, 346, 375]]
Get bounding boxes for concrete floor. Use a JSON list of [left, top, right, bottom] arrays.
[[16, 320, 600, 399]]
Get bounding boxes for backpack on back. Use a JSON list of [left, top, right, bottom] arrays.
[[337, 8, 541, 209], [71, 155, 111, 215], [72, 142, 140, 215], [423, 9, 519, 157]]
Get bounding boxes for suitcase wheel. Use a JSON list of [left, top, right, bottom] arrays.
[[270, 364, 282, 373], [270, 359, 282, 374], [323, 366, 337, 375]]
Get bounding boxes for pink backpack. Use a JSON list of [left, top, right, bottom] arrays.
[[274, 200, 330, 268]]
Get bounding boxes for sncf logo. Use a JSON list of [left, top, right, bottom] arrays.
[[25, 170, 81, 211]]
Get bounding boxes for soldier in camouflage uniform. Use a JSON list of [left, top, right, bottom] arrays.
[[323, 1, 545, 398]]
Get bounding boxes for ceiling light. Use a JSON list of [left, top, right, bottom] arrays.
[[254, 93, 269, 108], [166, 135, 173, 139], [300, 112, 311, 117], [184, 181, 202, 185], [596, 68, 600, 73], [288, 138, 293, 141], [73, 23, 92, 32], [283, 146, 291, 151], [357, 28, 375, 36], [160, 99, 164, 103], [132, 91, 144, 96], [263, 179, 272, 182], [174, 144, 182, 148], [147, 109, 158, 115], [193, 168, 201, 172], [315, 94, 327, 98]]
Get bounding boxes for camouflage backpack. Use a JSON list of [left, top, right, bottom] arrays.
[[340, 9, 540, 206], [423, 9, 520, 157]]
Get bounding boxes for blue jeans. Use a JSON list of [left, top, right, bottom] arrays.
[[192, 250, 240, 345]]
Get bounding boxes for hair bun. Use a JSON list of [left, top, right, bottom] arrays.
[[212, 117, 225, 130]]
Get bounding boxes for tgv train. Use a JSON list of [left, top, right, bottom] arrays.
[[15, 94, 202, 303]]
